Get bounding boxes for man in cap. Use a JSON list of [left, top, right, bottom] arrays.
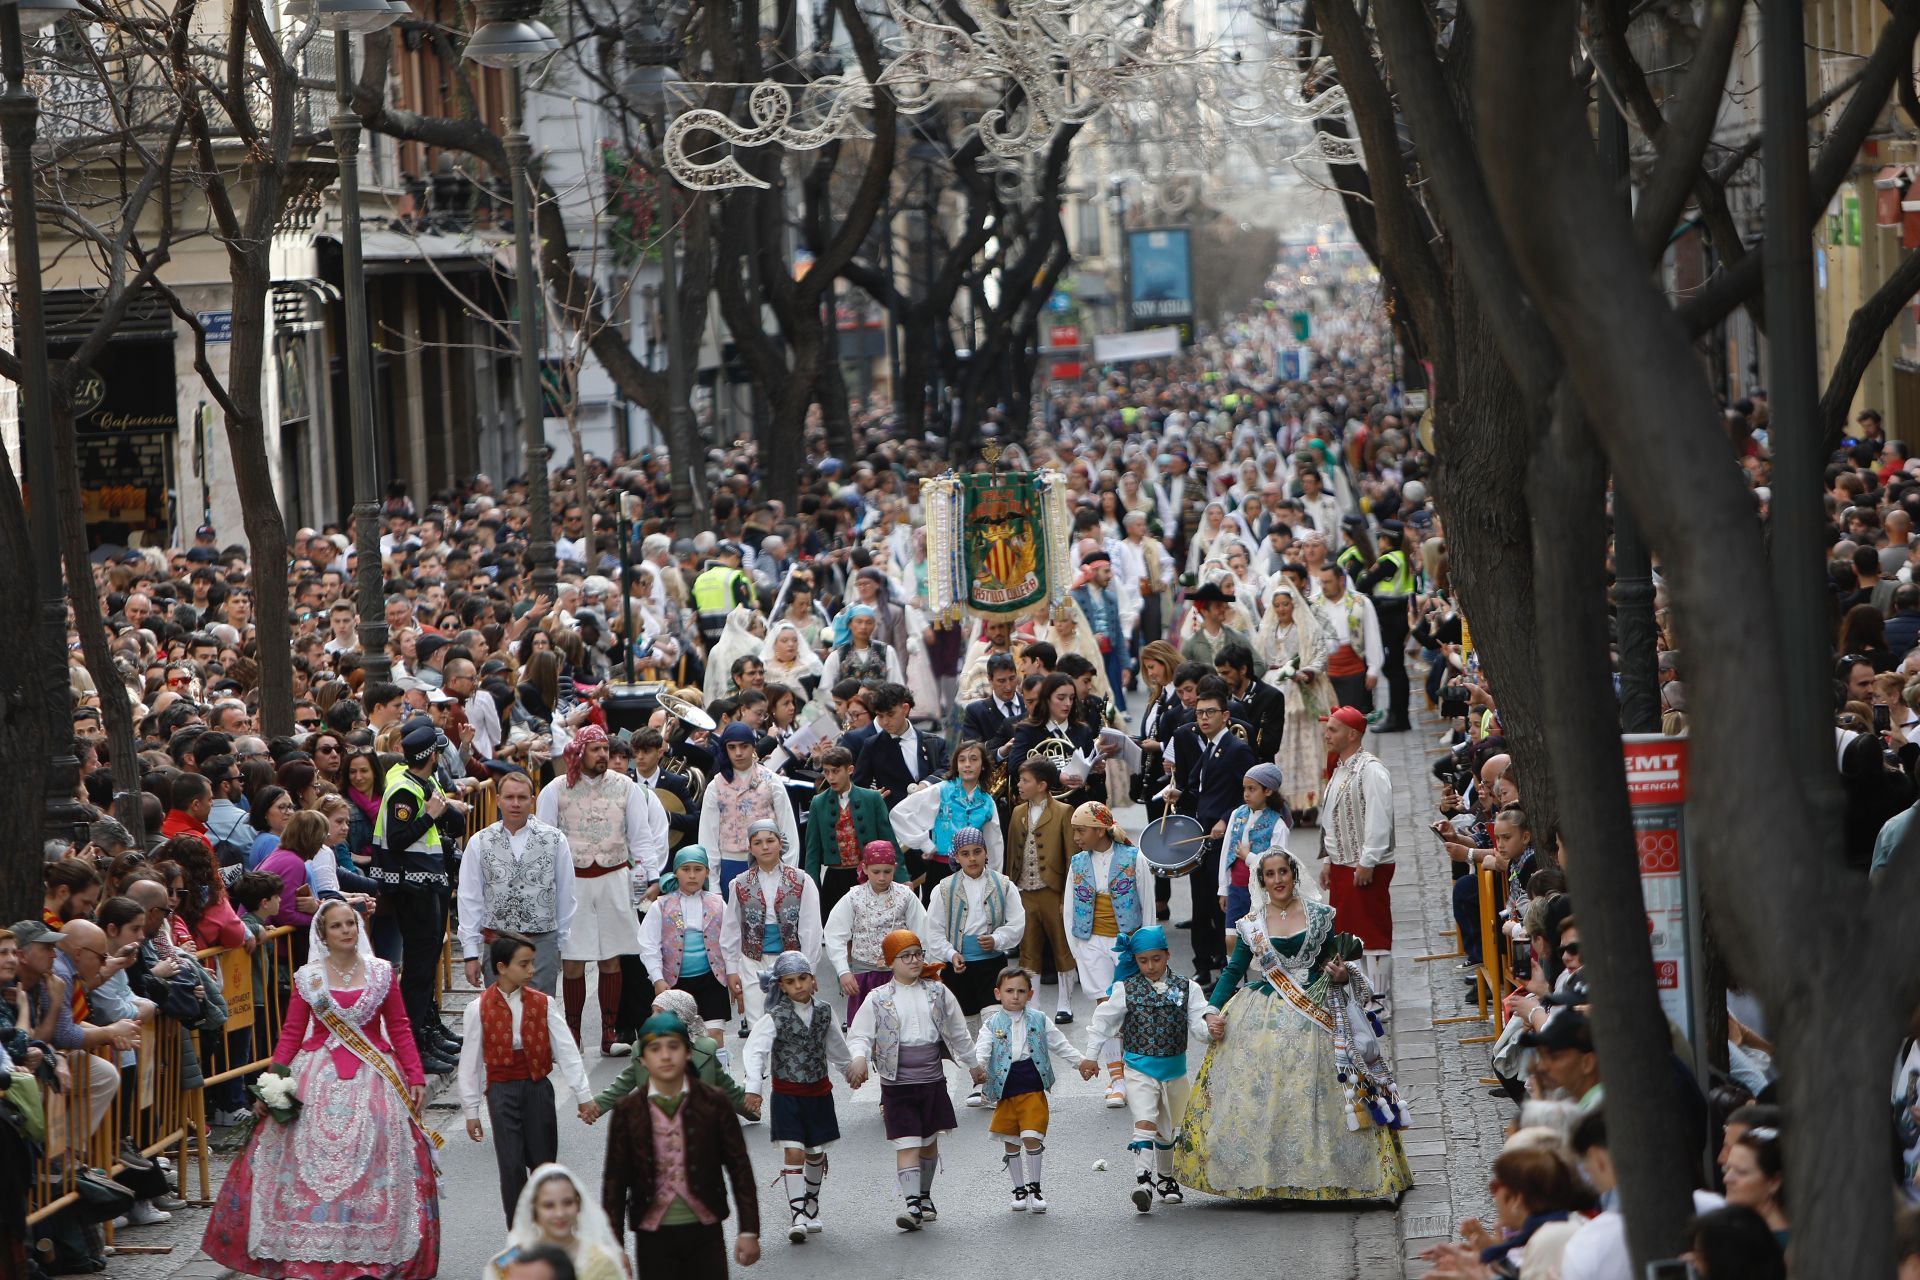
[[11, 919, 129, 1139], [373, 716, 471, 1071], [1318, 705, 1397, 1016], [536, 723, 668, 1056], [602, 1013, 763, 1277], [1358, 520, 1418, 732], [1516, 1008, 1602, 1110]]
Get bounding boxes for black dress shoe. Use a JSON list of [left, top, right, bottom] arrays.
[[420, 1052, 458, 1075], [1174, 919, 1192, 930], [1053, 1010, 1074, 1025], [1378, 719, 1413, 733]]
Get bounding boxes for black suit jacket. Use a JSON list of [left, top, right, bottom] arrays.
[[854, 729, 950, 806], [841, 722, 879, 763], [1191, 730, 1257, 830], [603, 1079, 759, 1241], [962, 696, 1024, 753], [1233, 680, 1286, 765]]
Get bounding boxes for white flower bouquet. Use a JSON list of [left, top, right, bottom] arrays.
[[250, 1064, 302, 1125]]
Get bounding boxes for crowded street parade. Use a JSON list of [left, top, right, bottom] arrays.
[[7, 0, 1920, 1278]]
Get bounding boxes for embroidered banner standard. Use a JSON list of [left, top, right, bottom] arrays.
[[925, 467, 1070, 622], [963, 472, 1048, 613]]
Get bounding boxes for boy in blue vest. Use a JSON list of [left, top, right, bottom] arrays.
[[973, 966, 1097, 1213], [740, 951, 850, 1246], [1083, 927, 1218, 1213]]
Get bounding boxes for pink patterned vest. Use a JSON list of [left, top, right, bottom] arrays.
[[735, 865, 808, 961], [555, 772, 634, 869], [848, 884, 912, 972], [638, 1094, 718, 1229], [708, 766, 778, 859], [658, 890, 728, 985]]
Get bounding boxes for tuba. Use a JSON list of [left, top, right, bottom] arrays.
[[1027, 735, 1085, 801]]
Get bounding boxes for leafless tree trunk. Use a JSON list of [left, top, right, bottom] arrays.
[[1472, 3, 1920, 1273]]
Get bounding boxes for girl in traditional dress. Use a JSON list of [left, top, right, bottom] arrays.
[[1175, 849, 1412, 1203], [483, 1165, 626, 1280], [1258, 580, 1334, 820], [203, 901, 441, 1280], [887, 739, 1004, 898]]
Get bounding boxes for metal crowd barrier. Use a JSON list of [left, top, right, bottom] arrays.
[[25, 870, 476, 1234], [27, 1020, 197, 1230]]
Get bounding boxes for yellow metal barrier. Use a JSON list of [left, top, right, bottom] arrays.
[[1432, 864, 1509, 1041], [28, 1030, 196, 1229]]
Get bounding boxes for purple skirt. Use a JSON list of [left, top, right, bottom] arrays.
[[880, 1079, 958, 1144], [845, 970, 890, 1025]]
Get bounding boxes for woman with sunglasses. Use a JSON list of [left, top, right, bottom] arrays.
[[305, 732, 347, 789]]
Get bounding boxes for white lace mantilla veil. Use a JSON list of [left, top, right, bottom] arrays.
[[498, 1164, 623, 1266], [704, 605, 768, 704], [306, 899, 377, 970], [758, 619, 824, 680]]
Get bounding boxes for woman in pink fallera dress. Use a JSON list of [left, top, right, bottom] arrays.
[[204, 900, 441, 1280]]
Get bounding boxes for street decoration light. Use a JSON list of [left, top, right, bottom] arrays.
[[463, 0, 559, 597]]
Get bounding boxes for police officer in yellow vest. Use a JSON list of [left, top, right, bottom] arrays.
[[373, 718, 469, 1072], [690, 541, 755, 648], [1359, 520, 1419, 733]]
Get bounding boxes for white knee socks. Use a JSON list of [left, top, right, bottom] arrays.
[[895, 1167, 919, 1200]]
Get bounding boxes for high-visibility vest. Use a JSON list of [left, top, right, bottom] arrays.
[[372, 762, 443, 866], [1372, 549, 1417, 598], [692, 566, 749, 615], [1336, 545, 1368, 576]]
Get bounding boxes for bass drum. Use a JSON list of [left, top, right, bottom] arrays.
[[655, 784, 691, 851], [1138, 813, 1207, 878]]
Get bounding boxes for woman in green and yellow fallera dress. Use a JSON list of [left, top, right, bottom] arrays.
[[1175, 848, 1413, 1203]]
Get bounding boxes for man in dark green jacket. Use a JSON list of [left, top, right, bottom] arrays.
[[804, 746, 899, 913]]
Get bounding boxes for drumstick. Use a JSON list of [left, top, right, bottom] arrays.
[[1165, 833, 1211, 846]]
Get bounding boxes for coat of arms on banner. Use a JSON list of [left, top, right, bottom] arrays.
[[964, 473, 1047, 613]]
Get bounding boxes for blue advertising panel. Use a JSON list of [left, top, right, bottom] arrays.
[[1126, 227, 1193, 329]]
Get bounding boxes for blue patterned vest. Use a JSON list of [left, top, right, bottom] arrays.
[[980, 1007, 1056, 1102], [1121, 972, 1190, 1058], [768, 995, 832, 1085], [1069, 847, 1143, 940]]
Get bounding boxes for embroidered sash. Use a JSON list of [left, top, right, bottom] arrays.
[[1245, 922, 1334, 1034], [311, 998, 446, 1151]]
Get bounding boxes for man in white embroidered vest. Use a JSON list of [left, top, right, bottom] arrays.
[[1318, 705, 1397, 1017], [536, 724, 669, 1055], [458, 767, 576, 996]]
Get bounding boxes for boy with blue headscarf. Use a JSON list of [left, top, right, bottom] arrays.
[[1083, 927, 1219, 1213]]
